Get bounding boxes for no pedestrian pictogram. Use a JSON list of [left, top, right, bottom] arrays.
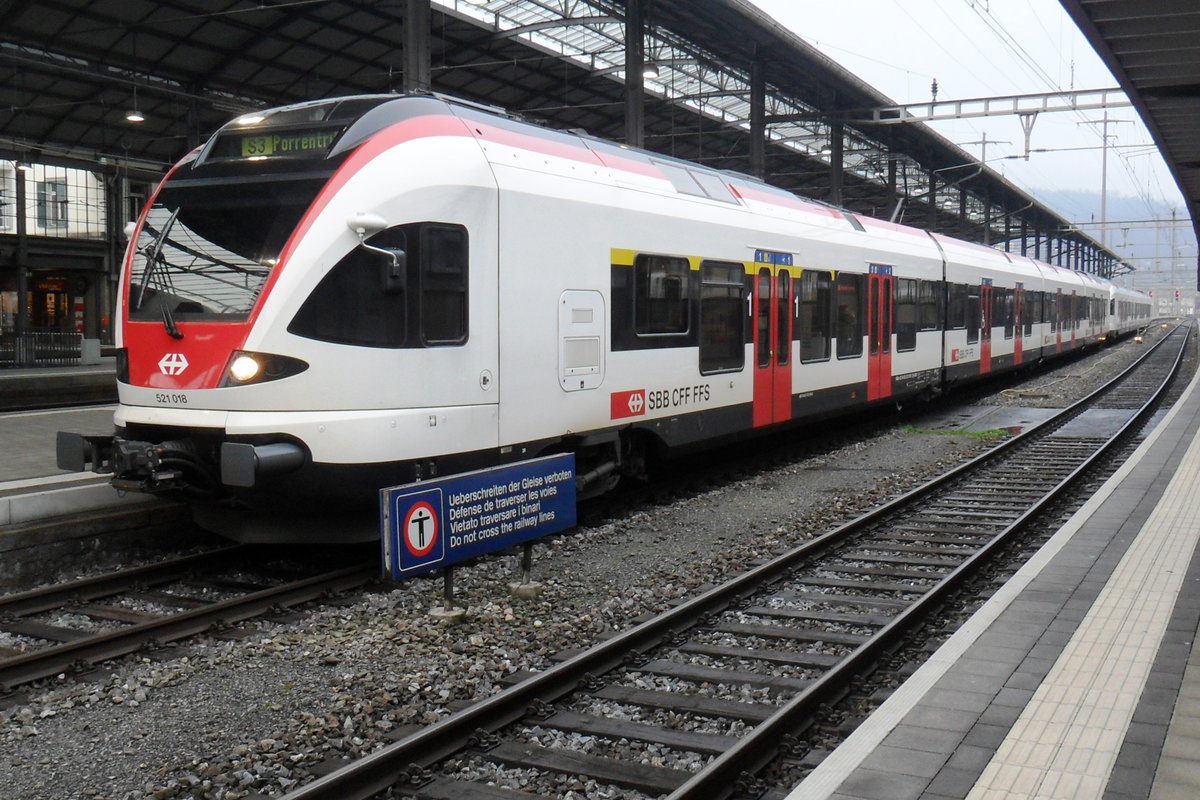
[[387, 488, 446, 574], [404, 501, 438, 557]]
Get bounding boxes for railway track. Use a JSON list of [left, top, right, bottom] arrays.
[[0, 543, 375, 694], [282, 323, 1191, 800]]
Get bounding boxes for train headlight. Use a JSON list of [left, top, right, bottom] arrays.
[[219, 350, 308, 388], [229, 355, 261, 382]]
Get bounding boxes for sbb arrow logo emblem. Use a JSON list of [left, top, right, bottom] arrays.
[[158, 353, 189, 376], [610, 389, 646, 420]]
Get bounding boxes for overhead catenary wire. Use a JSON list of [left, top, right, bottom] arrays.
[[963, 0, 1173, 220]]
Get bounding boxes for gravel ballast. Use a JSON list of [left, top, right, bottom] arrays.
[[0, 328, 1183, 800]]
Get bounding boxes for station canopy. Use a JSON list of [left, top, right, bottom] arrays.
[[0, 0, 1151, 273], [1060, 0, 1200, 287]]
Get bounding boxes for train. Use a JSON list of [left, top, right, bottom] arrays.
[[56, 93, 1151, 542]]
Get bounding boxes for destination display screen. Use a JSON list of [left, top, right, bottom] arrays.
[[210, 126, 341, 161]]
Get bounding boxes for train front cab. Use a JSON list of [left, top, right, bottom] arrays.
[[70, 96, 509, 519]]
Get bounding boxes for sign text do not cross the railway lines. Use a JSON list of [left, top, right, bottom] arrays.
[[380, 454, 576, 580]]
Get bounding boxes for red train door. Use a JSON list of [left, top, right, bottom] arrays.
[[752, 262, 794, 427], [867, 266, 893, 401], [980, 281, 993, 375], [1014, 285, 1024, 366]]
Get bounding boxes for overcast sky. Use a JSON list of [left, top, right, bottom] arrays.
[[743, 0, 1186, 236]]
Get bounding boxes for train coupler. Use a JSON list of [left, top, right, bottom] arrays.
[[111, 471, 184, 493], [107, 438, 199, 492], [58, 435, 201, 493]]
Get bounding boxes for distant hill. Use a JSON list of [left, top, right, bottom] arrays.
[[1029, 188, 1194, 291]]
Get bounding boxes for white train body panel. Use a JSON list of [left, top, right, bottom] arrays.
[[82, 93, 1149, 533]]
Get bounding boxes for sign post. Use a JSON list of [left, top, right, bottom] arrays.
[[381, 454, 577, 612]]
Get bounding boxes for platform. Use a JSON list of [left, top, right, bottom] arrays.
[[0, 399, 161, 531], [0, 359, 118, 411], [0, 359, 130, 516], [789, 365, 1200, 798]]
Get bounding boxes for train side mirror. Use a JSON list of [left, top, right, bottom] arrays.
[[347, 213, 407, 292], [347, 212, 388, 239]]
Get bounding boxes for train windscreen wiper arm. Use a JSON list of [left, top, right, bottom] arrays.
[[160, 301, 184, 340], [134, 207, 181, 312]]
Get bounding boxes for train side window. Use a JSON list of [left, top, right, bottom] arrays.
[[966, 287, 980, 344], [895, 278, 917, 352], [948, 283, 967, 329], [420, 225, 468, 345], [1025, 292, 1038, 337], [836, 272, 864, 358], [918, 280, 940, 331], [777, 271, 791, 366], [289, 227, 408, 348], [699, 261, 745, 374], [1003, 289, 1014, 339], [635, 254, 691, 336], [799, 270, 832, 362], [289, 221, 468, 349], [756, 268, 772, 368]]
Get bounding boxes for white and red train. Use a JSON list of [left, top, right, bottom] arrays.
[[58, 94, 1151, 541]]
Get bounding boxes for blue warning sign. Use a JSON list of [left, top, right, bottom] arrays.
[[381, 454, 576, 580]]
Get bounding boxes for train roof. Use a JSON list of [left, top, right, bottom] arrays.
[[193, 93, 1148, 300]]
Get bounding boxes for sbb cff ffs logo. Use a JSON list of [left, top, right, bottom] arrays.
[[610, 389, 646, 419], [647, 384, 711, 410], [610, 385, 712, 419], [158, 353, 189, 376]]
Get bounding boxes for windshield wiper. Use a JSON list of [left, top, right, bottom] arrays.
[[135, 207, 185, 339], [135, 207, 180, 312], [160, 302, 183, 339]]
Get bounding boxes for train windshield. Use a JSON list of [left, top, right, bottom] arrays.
[[129, 172, 328, 322]]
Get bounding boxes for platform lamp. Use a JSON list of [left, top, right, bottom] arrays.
[[125, 85, 145, 123]]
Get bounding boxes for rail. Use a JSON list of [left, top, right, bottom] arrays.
[[0, 547, 376, 691], [283, 323, 1191, 800]]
